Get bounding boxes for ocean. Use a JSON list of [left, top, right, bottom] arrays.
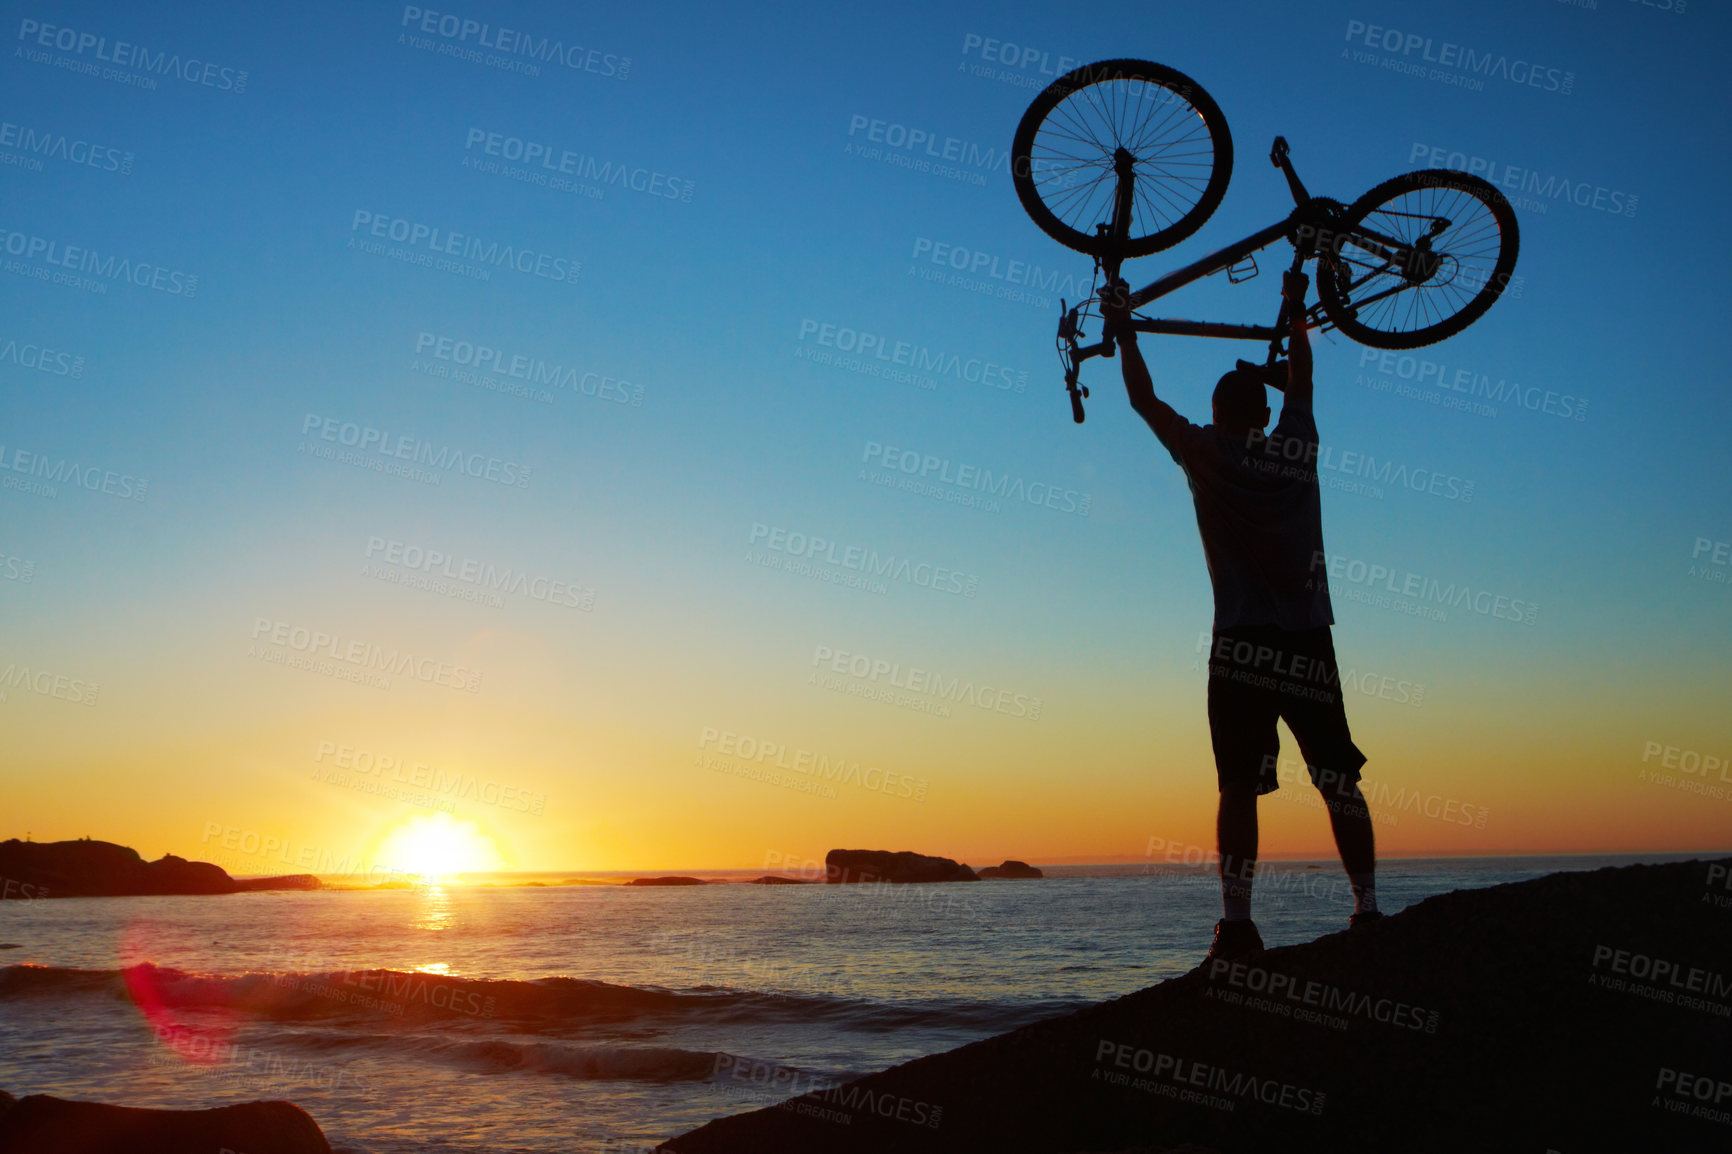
[[0, 854, 1702, 1152]]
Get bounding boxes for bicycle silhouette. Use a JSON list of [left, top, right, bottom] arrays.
[[1011, 60, 1521, 422]]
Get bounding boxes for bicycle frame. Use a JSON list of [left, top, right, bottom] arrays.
[[1059, 137, 1422, 420]]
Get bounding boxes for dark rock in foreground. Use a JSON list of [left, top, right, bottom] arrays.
[[979, 860, 1044, 879], [0, 839, 320, 899], [666, 857, 1732, 1153], [0, 1093, 332, 1153], [629, 876, 707, 886], [825, 849, 978, 884]]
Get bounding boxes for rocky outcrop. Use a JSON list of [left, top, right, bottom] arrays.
[[628, 876, 707, 886], [978, 860, 1044, 879], [666, 857, 1732, 1153], [824, 850, 978, 884], [747, 875, 810, 884], [0, 1093, 333, 1153], [0, 839, 319, 898]]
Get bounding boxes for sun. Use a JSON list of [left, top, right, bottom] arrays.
[[375, 813, 504, 881]]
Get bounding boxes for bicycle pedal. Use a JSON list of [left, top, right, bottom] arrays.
[[1226, 253, 1259, 284]]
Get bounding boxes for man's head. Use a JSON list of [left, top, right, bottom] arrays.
[[1212, 368, 1270, 434]]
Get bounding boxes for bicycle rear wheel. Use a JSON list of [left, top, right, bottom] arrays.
[[1012, 59, 1232, 259], [1316, 169, 1519, 350]]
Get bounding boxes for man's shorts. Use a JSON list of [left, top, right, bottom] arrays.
[[1206, 624, 1367, 797]]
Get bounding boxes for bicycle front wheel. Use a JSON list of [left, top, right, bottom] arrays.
[[1317, 169, 1519, 350], [1012, 59, 1233, 259]]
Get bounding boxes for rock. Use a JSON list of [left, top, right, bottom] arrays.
[[824, 850, 978, 884], [978, 860, 1044, 879], [664, 856, 1732, 1152], [0, 839, 247, 898], [0, 1094, 332, 1153], [628, 876, 707, 886], [0, 1089, 13, 1116], [747, 875, 809, 884]]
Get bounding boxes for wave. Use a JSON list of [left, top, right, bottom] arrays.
[[0, 963, 1083, 1035], [271, 1029, 779, 1083]]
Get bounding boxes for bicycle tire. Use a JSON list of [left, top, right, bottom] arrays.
[[1316, 169, 1519, 350], [1012, 59, 1233, 259]]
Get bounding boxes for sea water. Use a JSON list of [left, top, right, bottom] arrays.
[[0, 855, 1699, 1152]]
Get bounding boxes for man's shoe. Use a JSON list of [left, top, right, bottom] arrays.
[[1349, 910, 1385, 929], [1205, 918, 1264, 962]]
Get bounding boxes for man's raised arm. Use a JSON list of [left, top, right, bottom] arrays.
[[1101, 282, 1183, 445], [1283, 270, 1313, 410]]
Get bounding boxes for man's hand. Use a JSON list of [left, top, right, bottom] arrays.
[[1099, 278, 1134, 342], [1282, 270, 1309, 307]]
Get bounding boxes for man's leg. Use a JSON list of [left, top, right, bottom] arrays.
[[1217, 782, 1259, 921], [1323, 778, 1377, 915]]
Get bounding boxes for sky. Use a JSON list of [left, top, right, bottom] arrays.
[[2, 0, 1729, 875]]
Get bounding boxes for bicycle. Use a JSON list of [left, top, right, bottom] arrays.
[[1010, 59, 1521, 422]]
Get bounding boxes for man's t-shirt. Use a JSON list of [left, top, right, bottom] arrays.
[[1156, 398, 1334, 631]]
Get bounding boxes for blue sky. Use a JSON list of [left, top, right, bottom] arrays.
[[3, 0, 1729, 867]]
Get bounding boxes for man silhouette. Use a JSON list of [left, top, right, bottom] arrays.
[[1103, 271, 1379, 962]]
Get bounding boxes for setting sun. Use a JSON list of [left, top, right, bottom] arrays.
[[374, 813, 505, 880]]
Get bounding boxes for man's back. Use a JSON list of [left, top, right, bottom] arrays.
[[1155, 397, 1333, 632]]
